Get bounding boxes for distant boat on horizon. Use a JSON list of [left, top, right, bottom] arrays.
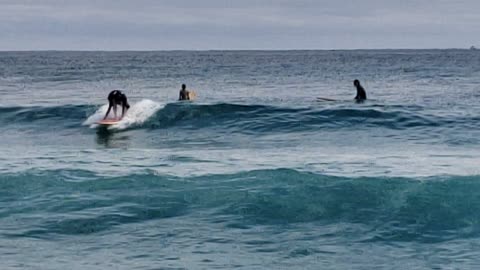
[[470, 46, 477, 50]]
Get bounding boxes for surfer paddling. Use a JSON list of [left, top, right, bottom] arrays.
[[104, 90, 130, 120]]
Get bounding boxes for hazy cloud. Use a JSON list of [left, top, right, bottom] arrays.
[[0, 0, 479, 50]]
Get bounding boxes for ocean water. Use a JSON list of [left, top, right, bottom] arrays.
[[1, 50, 480, 269]]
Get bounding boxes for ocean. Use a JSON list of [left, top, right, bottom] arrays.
[[1, 50, 480, 269]]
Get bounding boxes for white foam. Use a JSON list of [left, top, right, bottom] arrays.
[[83, 99, 165, 130]]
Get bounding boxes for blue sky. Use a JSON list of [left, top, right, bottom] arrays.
[[1, 0, 479, 50]]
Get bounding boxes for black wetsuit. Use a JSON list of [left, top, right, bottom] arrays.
[[355, 85, 367, 101], [179, 89, 189, 101], [104, 90, 130, 119]]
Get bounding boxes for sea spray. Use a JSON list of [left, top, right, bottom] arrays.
[[83, 99, 165, 129]]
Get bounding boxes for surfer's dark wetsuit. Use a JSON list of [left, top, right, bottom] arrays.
[[354, 79, 367, 101], [179, 84, 191, 101], [104, 90, 130, 120]]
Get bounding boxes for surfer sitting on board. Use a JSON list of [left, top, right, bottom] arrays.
[[104, 90, 130, 120], [179, 84, 195, 101], [354, 79, 367, 101], [317, 80, 367, 102]]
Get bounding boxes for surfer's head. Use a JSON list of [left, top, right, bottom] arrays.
[[181, 84, 186, 90], [354, 79, 360, 87]]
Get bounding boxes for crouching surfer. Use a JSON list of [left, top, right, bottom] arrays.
[[104, 90, 130, 120]]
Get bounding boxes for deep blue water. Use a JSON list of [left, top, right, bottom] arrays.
[[1, 50, 480, 269]]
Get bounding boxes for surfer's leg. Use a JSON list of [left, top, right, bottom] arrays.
[[113, 104, 118, 119]]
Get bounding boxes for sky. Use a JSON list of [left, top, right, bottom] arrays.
[[0, 0, 479, 50]]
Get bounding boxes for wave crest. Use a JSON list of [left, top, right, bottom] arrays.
[[83, 99, 165, 130], [1, 102, 478, 133], [2, 168, 480, 243]]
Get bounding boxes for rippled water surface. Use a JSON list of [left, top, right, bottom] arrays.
[[1, 50, 480, 269]]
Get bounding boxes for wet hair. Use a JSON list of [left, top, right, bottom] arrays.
[[181, 84, 186, 90], [354, 79, 360, 86]]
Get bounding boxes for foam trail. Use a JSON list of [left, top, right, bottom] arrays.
[[83, 99, 165, 129], [83, 104, 109, 127], [112, 99, 165, 130]]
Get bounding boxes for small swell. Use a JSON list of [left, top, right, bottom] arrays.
[[1, 169, 480, 243]]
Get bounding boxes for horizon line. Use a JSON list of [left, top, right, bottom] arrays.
[[0, 47, 476, 52]]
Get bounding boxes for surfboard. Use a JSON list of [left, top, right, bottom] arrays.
[[316, 97, 337, 102], [188, 91, 197, 100], [96, 119, 120, 125]]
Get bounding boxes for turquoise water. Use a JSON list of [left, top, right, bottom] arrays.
[[1, 50, 480, 269]]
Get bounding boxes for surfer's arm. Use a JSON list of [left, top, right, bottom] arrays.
[[104, 104, 112, 120]]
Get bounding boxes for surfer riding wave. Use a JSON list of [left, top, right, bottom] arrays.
[[104, 90, 130, 120]]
